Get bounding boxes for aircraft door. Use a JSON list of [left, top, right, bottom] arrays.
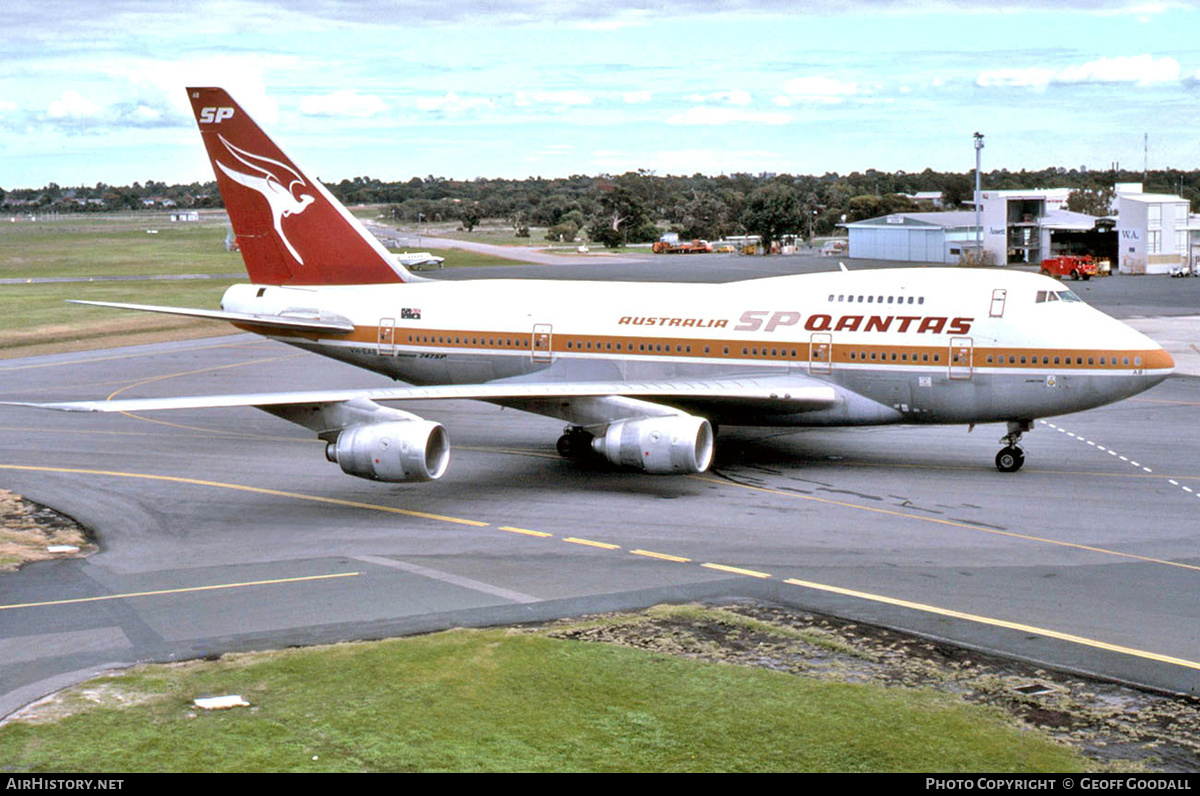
[[809, 333, 833, 375], [377, 318, 396, 356], [989, 288, 1007, 318], [532, 323, 553, 363], [949, 336, 973, 379]]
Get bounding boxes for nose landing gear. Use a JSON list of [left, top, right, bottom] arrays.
[[995, 419, 1032, 473]]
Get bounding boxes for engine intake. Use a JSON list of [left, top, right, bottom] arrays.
[[593, 415, 714, 474], [326, 420, 450, 482]]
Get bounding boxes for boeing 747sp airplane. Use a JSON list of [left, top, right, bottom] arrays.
[[7, 87, 1175, 482]]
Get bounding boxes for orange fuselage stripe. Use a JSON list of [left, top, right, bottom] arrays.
[[233, 322, 1170, 374]]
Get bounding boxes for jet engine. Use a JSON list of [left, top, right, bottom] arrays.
[[592, 415, 714, 474], [326, 420, 450, 482]]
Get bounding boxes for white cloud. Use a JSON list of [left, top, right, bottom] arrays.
[[1094, 2, 1189, 22], [100, 56, 293, 127], [572, 8, 653, 30], [977, 55, 1181, 89], [623, 90, 652, 104], [47, 91, 101, 120], [774, 76, 860, 105], [667, 107, 790, 126], [415, 92, 496, 115], [299, 90, 388, 118], [1057, 55, 1180, 84], [687, 89, 752, 106], [974, 67, 1056, 89], [514, 90, 592, 107], [128, 104, 163, 124]]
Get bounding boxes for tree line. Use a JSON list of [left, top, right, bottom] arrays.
[[5, 166, 1198, 251]]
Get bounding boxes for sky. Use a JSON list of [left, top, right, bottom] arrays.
[[2, 0, 1199, 189]]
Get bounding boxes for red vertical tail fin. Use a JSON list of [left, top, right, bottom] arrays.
[[187, 87, 410, 285]]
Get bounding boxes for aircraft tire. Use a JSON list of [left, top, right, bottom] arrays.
[[995, 446, 1025, 473], [556, 429, 594, 459]]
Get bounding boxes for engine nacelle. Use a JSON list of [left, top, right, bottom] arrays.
[[326, 420, 450, 482], [592, 415, 714, 474]]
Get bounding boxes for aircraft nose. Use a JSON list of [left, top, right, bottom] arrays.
[[1148, 344, 1175, 373]]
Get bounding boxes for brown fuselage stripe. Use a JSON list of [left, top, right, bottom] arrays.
[[232, 322, 1172, 373]]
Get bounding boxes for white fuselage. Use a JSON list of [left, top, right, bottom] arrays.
[[221, 267, 1174, 428]]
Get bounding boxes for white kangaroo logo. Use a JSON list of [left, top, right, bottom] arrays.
[[215, 135, 315, 265]]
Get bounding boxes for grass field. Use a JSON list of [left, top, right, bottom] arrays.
[[0, 214, 519, 358], [0, 609, 1089, 773]]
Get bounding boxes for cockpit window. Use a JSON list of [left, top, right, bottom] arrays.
[[1036, 289, 1082, 304]]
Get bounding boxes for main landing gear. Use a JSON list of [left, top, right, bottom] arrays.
[[556, 426, 595, 459], [995, 419, 1033, 473]]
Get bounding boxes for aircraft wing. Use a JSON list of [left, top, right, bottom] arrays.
[[4, 375, 838, 415], [66, 300, 357, 334]]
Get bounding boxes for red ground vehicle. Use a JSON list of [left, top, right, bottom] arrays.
[[1040, 255, 1098, 281]]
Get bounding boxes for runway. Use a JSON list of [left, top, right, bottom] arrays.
[[2, 258, 1199, 716]]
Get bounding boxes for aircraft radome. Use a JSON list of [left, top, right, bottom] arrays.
[[3, 87, 1175, 482]]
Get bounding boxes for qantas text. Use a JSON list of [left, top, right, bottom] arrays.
[[617, 312, 973, 335], [734, 310, 973, 335]]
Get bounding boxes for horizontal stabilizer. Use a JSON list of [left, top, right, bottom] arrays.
[[66, 300, 357, 334]]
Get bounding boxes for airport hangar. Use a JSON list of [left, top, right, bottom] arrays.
[[844, 185, 1199, 273]]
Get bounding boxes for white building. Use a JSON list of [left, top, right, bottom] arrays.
[[977, 189, 1071, 265], [843, 211, 978, 263], [846, 185, 1200, 273], [1114, 186, 1196, 274]]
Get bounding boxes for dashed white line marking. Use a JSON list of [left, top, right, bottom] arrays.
[[1048, 423, 1193, 505]]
